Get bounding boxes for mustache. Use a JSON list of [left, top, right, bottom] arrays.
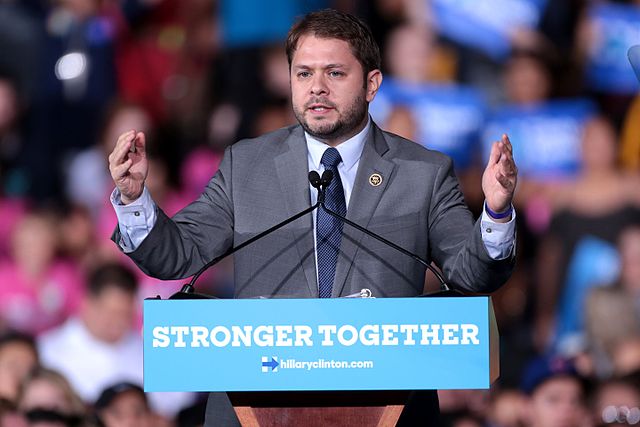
[[304, 98, 337, 109]]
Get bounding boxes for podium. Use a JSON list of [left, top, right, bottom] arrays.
[[227, 390, 411, 426], [143, 297, 499, 426]]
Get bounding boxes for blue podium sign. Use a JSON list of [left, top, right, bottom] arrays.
[[143, 297, 499, 392]]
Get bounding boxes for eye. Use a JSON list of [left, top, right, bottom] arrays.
[[297, 71, 311, 78], [329, 70, 344, 78]]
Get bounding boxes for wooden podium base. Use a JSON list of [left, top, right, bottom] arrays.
[[235, 406, 404, 427], [228, 391, 409, 427]]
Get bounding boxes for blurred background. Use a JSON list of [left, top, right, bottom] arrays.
[[0, 0, 639, 426]]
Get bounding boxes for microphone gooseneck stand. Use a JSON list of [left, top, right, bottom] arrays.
[[314, 170, 456, 295], [169, 172, 324, 299], [168, 169, 459, 299]]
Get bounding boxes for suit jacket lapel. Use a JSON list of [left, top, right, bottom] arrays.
[[274, 126, 319, 297], [331, 124, 396, 297]]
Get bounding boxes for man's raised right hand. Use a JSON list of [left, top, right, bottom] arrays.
[[108, 130, 148, 205]]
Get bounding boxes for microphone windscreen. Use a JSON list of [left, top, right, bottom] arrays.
[[308, 171, 321, 188], [320, 170, 333, 187], [630, 45, 640, 82]]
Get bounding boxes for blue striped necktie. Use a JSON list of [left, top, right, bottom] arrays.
[[316, 147, 346, 298]]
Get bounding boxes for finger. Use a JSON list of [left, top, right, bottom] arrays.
[[502, 134, 513, 151], [110, 157, 132, 179], [500, 146, 518, 174], [488, 141, 501, 165], [133, 132, 146, 155], [111, 158, 133, 180], [109, 131, 136, 165], [114, 130, 135, 154], [498, 147, 515, 166]]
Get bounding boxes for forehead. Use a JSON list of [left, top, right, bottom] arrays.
[[110, 390, 147, 407], [533, 376, 582, 396], [0, 341, 36, 359], [291, 35, 358, 66]]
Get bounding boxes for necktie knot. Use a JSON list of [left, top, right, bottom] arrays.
[[321, 147, 342, 169]]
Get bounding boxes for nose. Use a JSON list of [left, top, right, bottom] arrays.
[[310, 74, 328, 96]]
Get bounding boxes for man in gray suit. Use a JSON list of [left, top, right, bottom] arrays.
[[108, 9, 517, 426]]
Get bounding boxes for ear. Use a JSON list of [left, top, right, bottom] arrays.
[[365, 69, 383, 103]]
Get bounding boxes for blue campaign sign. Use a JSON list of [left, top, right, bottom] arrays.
[[143, 297, 498, 392], [585, 3, 640, 94], [482, 99, 596, 181], [431, 0, 547, 60], [370, 79, 486, 169]]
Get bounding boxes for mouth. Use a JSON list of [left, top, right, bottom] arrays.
[[305, 100, 336, 114]]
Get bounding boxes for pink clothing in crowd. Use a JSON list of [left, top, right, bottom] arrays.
[[0, 259, 84, 335]]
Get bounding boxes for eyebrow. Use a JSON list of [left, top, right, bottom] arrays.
[[293, 63, 347, 70]]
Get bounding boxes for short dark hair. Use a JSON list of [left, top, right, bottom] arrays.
[[0, 331, 37, 357], [87, 263, 138, 297], [94, 382, 147, 411], [286, 9, 381, 76]]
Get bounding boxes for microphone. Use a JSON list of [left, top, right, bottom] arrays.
[[320, 170, 333, 189], [170, 172, 323, 299], [309, 170, 321, 189], [309, 170, 333, 204], [315, 172, 453, 294], [629, 45, 640, 83]]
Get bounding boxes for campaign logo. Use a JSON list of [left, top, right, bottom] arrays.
[[261, 356, 279, 373]]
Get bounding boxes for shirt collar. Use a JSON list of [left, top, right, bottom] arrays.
[[306, 117, 371, 172]]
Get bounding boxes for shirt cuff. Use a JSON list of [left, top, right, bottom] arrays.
[[480, 202, 516, 260], [110, 187, 157, 253]]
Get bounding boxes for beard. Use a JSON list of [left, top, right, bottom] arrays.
[[293, 93, 368, 143]]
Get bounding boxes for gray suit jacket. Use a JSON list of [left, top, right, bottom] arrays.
[[117, 122, 514, 297]]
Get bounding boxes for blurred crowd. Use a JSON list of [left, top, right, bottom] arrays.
[[0, 0, 639, 426]]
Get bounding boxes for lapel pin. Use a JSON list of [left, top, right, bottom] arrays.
[[369, 173, 382, 186]]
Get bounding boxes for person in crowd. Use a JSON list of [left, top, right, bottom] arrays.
[[590, 377, 640, 427], [0, 397, 27, 427], [496, 48, 564, 231], [0, 73, 29, 263], [384, 23, 454, 84], [375, 22, 484, 211], [93, 382, 164, 427], [0, 332, 38, 404], [23, 0, 120, 202], [0, 211, 84, 335], [382, 105, 418, 143], [37, 262, 193, 418], [17, 367, 91, 427], [521, 356, 589, 427], [66, 102, 153, 222], [37, 263, 140, 403], [585, 287, 640, 379], [485, 388, 528, 427], [611, 337, 640, 377], [58, 206, 100, 273], [502, 49, 552, 107], [534, 116, 640, 353], [583, 225, 640, 377]]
